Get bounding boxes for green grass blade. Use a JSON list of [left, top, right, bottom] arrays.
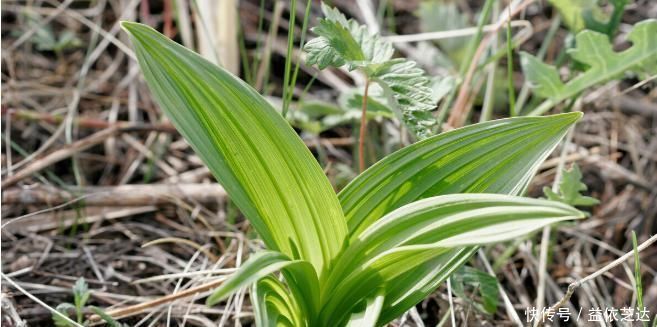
[[121, 22, 347, 276], [340, 112, 582, 237], [281, 0, 297, 117], [633, 231, 647, 327]]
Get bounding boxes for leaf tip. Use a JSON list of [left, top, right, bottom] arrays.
[[556, 111, 583, 124], [119, 21, 139, 34]]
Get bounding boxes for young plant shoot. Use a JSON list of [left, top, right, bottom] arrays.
[[122, 16, 585, 327]]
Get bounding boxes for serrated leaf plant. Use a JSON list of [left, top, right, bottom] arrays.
[[544, 164, 599, 207], [304, 4, 439, 171], [521, 19, 657, 116], [122, 21, 587, 327]]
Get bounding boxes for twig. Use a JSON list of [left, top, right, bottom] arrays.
[[4, 108, 178, 133], [254, 1, 284, 91], [2, 183, 227, 206], [448, 0, 535, 128], [1, 127, 121, 188], [538, 234, 657, 325], [89, 277, 227, 321], [381, 20, 530, 43], [142, 237, 220, 262]]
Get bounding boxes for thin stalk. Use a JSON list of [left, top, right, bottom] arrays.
[[506, 6, 516, 116], [480, 1, 500, 123], [459, 0, 495, 76], [238, 26, 253, 85], [251, 0, 266, 84], [359, 79, 371, 172], [633, 231, 647, 327], [281, 0, 297, 117], [284, 0, 312, 118]]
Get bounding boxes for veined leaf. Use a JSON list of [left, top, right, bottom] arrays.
[[340, 112, 582, 237], [304, 4, 437, 138], [206, 251, 317, 308], [206, 251, 319, 326], [335, 113, 580, 325], [345, 290, 385, 327], [121, 22, 347, 276], [322, 194, 584, 325], [252, 276, 303, 327], [378, 247, 476, 323], [521, 19, 657, 115]]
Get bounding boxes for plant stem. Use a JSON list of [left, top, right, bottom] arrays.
[[359, 79, 371, 172], [506, 6, 516, 116], [281, 0, 297, 117]]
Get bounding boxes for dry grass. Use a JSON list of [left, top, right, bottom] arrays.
[[2, 0, 656, 326]]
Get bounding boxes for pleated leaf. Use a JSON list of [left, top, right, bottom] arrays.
[[340, 112, 582, 238], [206, 251, 317, 309], [345, 290, 385, 327], [335, 113, 581, 325], [321, 194, 584, 325], [252, 276, 303, 327], [122, 22, 347, 276]]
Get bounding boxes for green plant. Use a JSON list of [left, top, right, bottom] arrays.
[[19, 12, 82, 54], [520, 19, 657, 116], [450, 266, 499, 315], [303, 4, 439, 171], [632, 231, 647, 327], [52, 278, 126, 327], [543, 163, 599, 207], [122, 21, 586, 326]]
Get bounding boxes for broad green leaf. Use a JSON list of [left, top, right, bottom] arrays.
[[252, 276, 303, 327], [336, 113, 580, 325], [521, 19, 657, 115], [205, 251, 318, 321], [450, 266, 499, 314], [340, 112, 582, 237], [121, 22, 347, 276], [322, 194, 584, 325], [543, 164, 599, 206], [378, 247, 477, 324], [345, 290, 385, 327], [304, 4, 437, 138]]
